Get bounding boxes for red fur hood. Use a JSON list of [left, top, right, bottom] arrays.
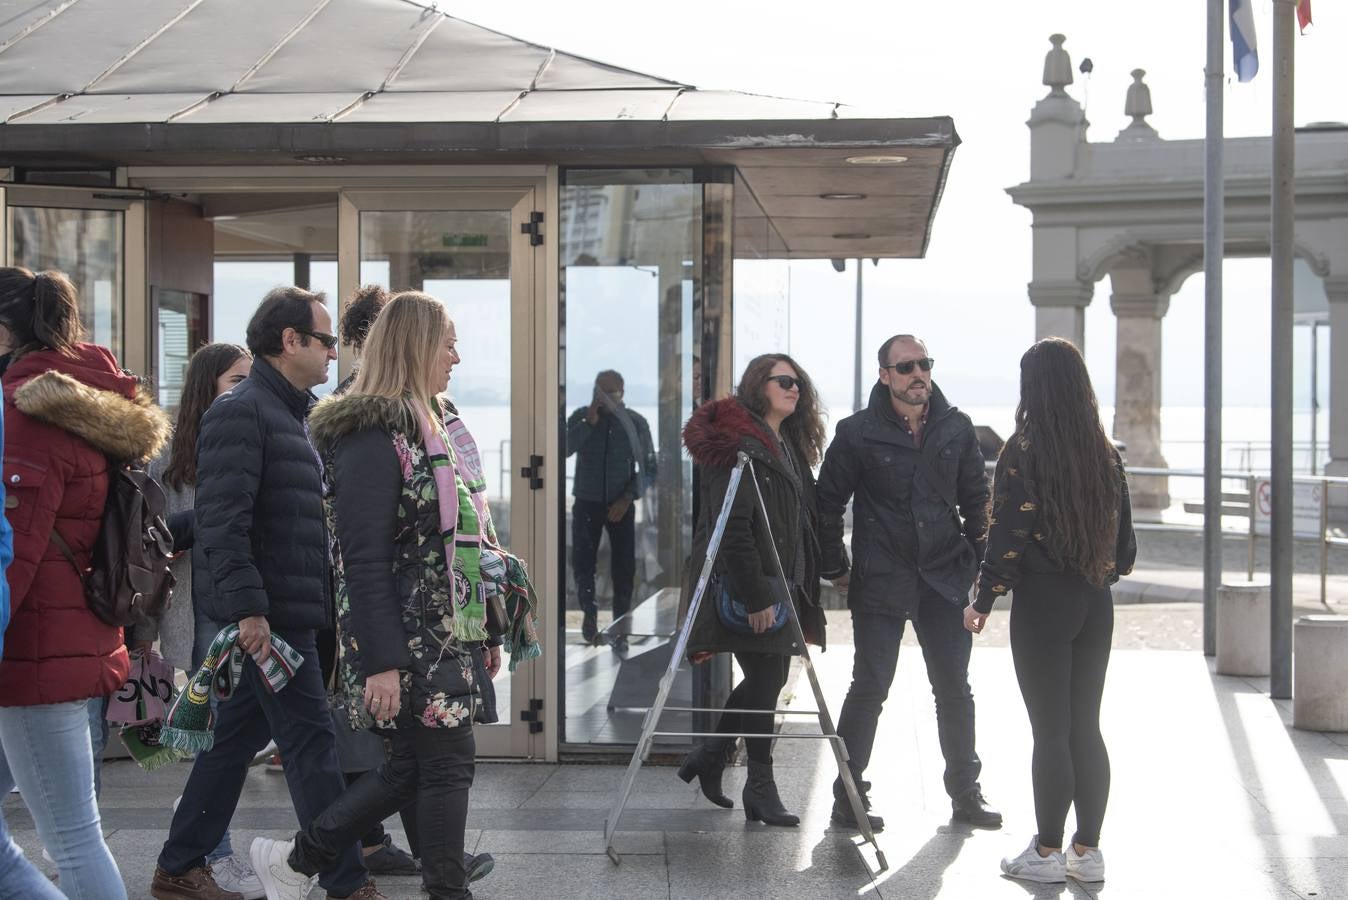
[[682, 397, 779, 469]]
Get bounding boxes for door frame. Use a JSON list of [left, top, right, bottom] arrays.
[[0, 184, 148, 373], [337, 184, 549, 759]]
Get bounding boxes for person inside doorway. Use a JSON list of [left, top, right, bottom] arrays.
[[566, 370, 655, 651]]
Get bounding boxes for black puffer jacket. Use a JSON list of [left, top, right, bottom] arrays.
[[679, 397, 825, 659], [817, 381, 990, 617], [193, 357, 331, 630]]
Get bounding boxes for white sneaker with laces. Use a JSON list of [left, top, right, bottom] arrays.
[[1066, 844, 1106, 881], [213, 854, 266, 899], [1000, 835, 1067, 883], [249, 837, 315, 900]]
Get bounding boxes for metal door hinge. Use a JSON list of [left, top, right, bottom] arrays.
[[520, 454, 544, 490], [520, 698, 544, 734], [521, 211, 544, 246]]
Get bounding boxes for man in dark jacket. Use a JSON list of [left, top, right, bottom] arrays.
[[565, 370, 655, 648], [153, 288, 372, 900], [817, 334, 1001, 832]]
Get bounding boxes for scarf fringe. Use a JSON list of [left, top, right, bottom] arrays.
[[159, 726, 215, 755], [451, 616, 490, 644]]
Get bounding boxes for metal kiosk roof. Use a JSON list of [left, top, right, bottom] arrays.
[[0, 0, 958, 258]]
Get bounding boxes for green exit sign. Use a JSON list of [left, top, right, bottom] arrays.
[[442, 234, 489, 247]]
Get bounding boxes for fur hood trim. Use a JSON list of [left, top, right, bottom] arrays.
[[14, 370, 169, 463], [308, 391, 421, 455], [682, 397, 780, 469]]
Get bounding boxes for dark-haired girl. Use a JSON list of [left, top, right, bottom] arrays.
[[677, 353, 827, 827], [0, 266, 169, 898], [965, 337, 1137, 885]]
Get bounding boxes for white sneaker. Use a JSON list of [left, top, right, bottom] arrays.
[[249, 837, 314, 900], [213, 854, 267, 899], [1066, 844, 1106, 882], [1000, 835, 1067, 884]]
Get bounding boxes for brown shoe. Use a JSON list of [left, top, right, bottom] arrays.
[[329, 881, 389, 900], [150, 864, 245, 899]]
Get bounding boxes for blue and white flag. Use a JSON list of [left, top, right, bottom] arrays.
[[1230, 0, 1259, 82]]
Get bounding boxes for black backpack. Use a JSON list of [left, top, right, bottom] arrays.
[[50, 464, 176, 628]]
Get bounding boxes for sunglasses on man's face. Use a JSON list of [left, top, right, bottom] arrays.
[[766, 375, 803, 392], [298, 330, 338, 351], [883, 357, 935, 375]]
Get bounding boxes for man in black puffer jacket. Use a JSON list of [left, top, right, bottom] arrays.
[[153, 288, 373, 900], [816, 334, 1001, 834]]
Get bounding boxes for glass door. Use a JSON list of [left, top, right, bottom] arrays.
[[1, 185, 147, 373], [339, 187, 543, 758]]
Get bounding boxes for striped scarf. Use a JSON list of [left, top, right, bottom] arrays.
[[416, 401, 542, 668], [159, 624, 305, 754]]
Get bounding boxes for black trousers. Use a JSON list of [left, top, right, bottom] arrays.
[[833, 587, 982, 801], [1009, 574, 1113, 848], [291, 724, 476, 900], [571, 498, 635, 619], [713, 652, 791, 764], [157, 628, 366, 896]]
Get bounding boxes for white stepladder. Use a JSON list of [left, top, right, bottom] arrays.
[[603, 452, 887, 871]]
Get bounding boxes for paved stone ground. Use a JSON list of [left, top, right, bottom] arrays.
[[7, 597, 1347, 898]]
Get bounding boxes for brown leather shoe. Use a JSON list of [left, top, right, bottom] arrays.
[[150, 864, 245, 899], [329, 881, 390, 899]]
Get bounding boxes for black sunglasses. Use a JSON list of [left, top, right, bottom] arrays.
[[883, 357, 935, 375], [298, 329, 338, 351], [766, 374, 803, 392]]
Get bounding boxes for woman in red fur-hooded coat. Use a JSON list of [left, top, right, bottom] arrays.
[[675, 352, 827, 828]]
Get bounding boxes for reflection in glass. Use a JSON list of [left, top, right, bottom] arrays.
[[156, 289, 208, 415], [560, 175, 702, 746], [8, 206, 122, 357]]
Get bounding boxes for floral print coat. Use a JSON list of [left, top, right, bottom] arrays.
[[309, 392, 476, 731]]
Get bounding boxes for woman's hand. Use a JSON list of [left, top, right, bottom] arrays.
[[747, 608, 777, 634], [485, 645, 502, 678], [963, 604, 988, 635], [364, 668, 402, 719]]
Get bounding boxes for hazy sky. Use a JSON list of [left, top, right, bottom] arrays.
[[462, 1, 1339, 435]]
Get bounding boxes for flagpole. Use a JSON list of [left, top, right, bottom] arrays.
[[1269, 0, 1296, 699], [1202, 0, 1224, 658]]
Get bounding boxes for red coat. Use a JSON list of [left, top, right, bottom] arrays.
[[0, 344, 169, 707]]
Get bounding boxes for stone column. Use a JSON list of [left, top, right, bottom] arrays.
[[1325, 276, 1348, 522], [1109, 264, 1171, 511], [1030, 279, 1092, 350]]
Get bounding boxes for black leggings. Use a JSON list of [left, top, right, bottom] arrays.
[[1009, 575, 1114, 849], [714, 652, 791, 764]]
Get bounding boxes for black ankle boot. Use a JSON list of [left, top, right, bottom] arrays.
[[743, 759, 799, 827], [677, 739, 734, 809]]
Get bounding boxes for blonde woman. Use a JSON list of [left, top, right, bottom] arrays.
[[251, 292, 496, 900]]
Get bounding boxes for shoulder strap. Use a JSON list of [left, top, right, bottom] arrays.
[[49, 529, 86, 579]]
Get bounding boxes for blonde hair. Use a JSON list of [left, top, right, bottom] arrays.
[[350, 290, 449, 413]]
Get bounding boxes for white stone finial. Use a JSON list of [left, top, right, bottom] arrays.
[[1043, 34, 1074, 97], [1117, 68, 1159, 141], [1125, 69, 1153, 124]]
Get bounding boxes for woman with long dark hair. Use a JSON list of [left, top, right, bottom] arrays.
[[965, 338, 1136, 885], [678, 353, 827, 826], [0, 266, 169, 898]]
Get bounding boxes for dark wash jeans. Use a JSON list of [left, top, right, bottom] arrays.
[[833, 587, 982, 802], [157, 627, 366, 896], [291, 724, 476, 900], [571, 498, 635, 619]]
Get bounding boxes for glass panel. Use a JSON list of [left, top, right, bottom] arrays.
[[358, 208, 515, 722], [8, 206, 122, 357], [211, 259, 340, 395], [560, 174, 701, 746], [156, 289, 208, 415]]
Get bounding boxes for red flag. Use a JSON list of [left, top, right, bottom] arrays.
[[1297, 0, 1312, 32]]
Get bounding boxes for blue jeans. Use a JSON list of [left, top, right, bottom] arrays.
[[0, 799, 64, 900], [833, 587, 983, 801], [157, 627, 365, 895], [0, 700, 127, 899]]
